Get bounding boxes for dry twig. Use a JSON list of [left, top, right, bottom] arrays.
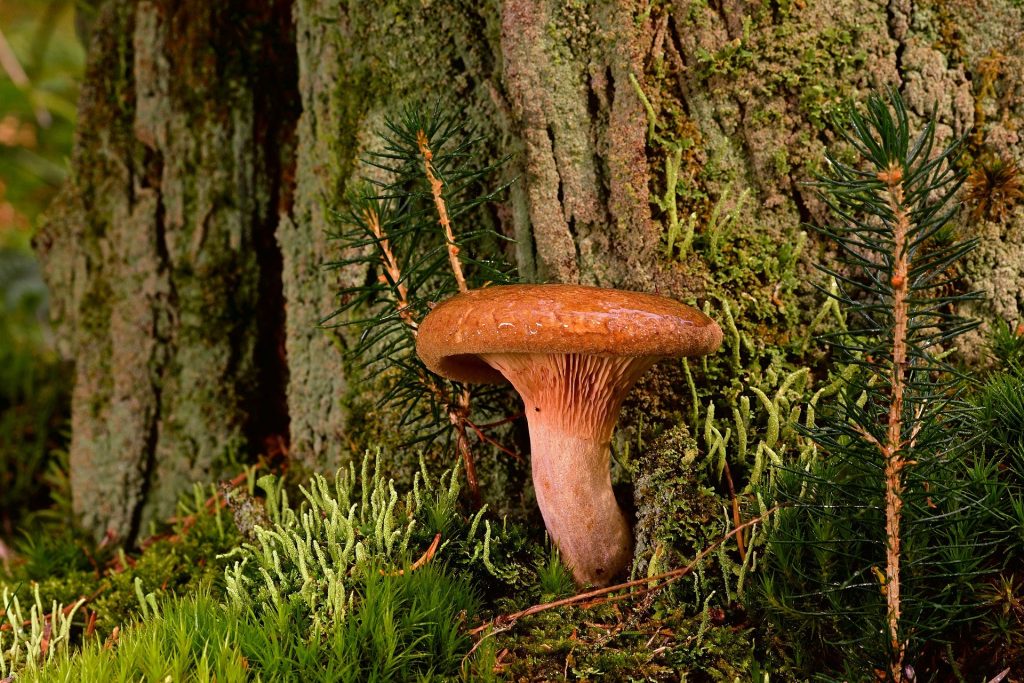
[[417, 130, 468, 293], [384, 533, 442, 576]]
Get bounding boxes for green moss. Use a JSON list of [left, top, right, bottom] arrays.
[[93, 511, 239, 631], [692, 20, 756, 84], [631, 425, 723, 578], [491, 601, 759, 681], [33, 566, 484, 683], [2, 485, 241, 645], [6, 452, 547, 680]]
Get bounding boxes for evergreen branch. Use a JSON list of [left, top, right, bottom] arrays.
[[878, 160, 911, 675], [415, 125, 483, 504], [323, 105, 518, 508], [765, 90, 994, 678]]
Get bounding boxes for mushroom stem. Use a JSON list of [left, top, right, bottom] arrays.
[[481, 353, 656, 586], [528, 418, 633, 585]]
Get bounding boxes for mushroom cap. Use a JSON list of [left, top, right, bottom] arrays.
[[416, 284, 724, 384]]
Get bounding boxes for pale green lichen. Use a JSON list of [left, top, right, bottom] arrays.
[[1, 584, 84, 678], [221, 452, 517, 638]]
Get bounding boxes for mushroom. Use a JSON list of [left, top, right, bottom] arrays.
[[416, 284, 723, 586]]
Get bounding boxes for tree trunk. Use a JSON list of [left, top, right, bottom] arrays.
[[36, 0, 296, 540], [38, 0, 1024, 540]]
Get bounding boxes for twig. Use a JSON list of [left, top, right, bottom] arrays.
[[417, 129, 468, 293], [415, 129, 485, 505], [365, 202, 482, 505], [721, 460, 746, 561], [384, 533, 441, 576], [464, 417, 523, 462], [853, 422, 883, 451], [468, 506, 781, 636], [449, 388, 482, 508], [415, 134, 478, 501], [365, 207, 418, 332], [413, 370, 484, 507], [0, 25, 51, 127], [462, 621, 512, 665]]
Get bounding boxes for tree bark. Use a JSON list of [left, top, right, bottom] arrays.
[[36, 0, 296, 540], [38, 0, 1024, 540]]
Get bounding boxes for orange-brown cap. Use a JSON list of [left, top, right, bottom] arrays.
[[416, 284, 723, 384]]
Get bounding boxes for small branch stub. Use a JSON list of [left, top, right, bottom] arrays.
[[417, 129, 468, 294]]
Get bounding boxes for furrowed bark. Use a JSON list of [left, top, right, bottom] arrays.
[[36, 0, 297, 540]]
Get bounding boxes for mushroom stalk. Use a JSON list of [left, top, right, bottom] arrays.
[[482, 352, 656, 586], [527, 419, 632, 585]]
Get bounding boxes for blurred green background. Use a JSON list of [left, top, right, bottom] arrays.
[[0, 0, 83, 535]]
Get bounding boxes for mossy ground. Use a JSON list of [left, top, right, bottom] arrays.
[[0, 445, 775, 680], [3, 331, 1022, 679], [3, 491, 240, 642], [489, 604, 755, 682]]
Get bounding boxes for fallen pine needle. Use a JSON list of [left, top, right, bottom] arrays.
[[384, 533, 442, 576]]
